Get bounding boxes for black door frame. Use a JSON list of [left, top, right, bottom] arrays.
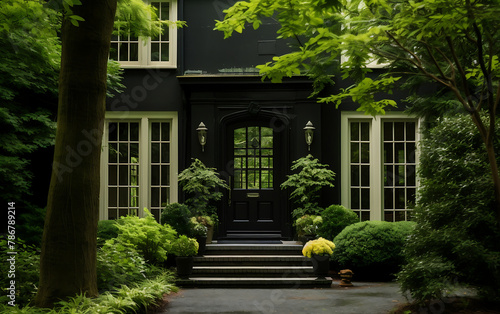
[[217, 108, 292, 239]]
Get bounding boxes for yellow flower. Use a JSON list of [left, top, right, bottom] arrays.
[[302, 237, 335, 258]]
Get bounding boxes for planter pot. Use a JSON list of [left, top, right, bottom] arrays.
[[206, 225, 214, 244], [196, 236, 207, 256], [175, 256, 194, 279], [311, 254, 330, 277]]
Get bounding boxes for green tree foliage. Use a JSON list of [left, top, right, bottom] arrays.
[[161, 203, 194, 236], [280, 154, 335, 219], [333, 221, 416, 280], [318, 205, 359, 241], [216, 0, 500, 223], [398, 115, 500, 303]]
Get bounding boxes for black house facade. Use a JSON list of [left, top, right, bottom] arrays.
[[100, 0, 420, 240]]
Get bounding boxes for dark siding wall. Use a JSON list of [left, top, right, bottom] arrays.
[[182, 0, 293, 74]]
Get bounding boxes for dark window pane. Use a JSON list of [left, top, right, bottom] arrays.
[[384, 143, 393, 163], [151, 143, 160, 163], [119, 43, 129, 61], [351, 143, 359, 163], [350, 123, 359, 141], [161, 43, 169, 61], [351, 165, 359, 186], [109, 143, 118, 163], [119, 208, 128, 218], [407, 165, 416, 186], [109, 123, 118, 141], [108, 165, 117, 186], [130, 123, 139, 141], [119, 165, 128, 185], [152, 123, 160, 141], [361, 188, 370, 209], [396, 165, 405, 186], [151, 165, 160, 185], [130, 143, 139, 162], [361, 122, 369, 141], [395, 188, 406, 209], [361, 143, 370, 163], [384, 188, 394, 209], [395, 122, 405, 141], [161, 143, 170, 163], [384, 122, 393, 141], [384, 211, 394, 222], [351, 189, 360, 209], [161, 123, 170, 141], [161, 165, 170, 185], [406, 122, 416, 141], [151, 187, 159, 207], [385, 165, 394, 186], [108, 187, 117, 207], [406, 142, 416, 163], [109, 43, 118, 60], [361, 211, 370, 221], [395, 211, 406, 221], [119, 143, 128, 163], [395, 143, 405, 163], [151, 43, 159, 62], [130, 43, 138, 61], [407, 188, 416, 204], [161, 187, 169, 207], [361, 165, 370, 186], [119, 187, 128, 207], [118, 123, 128, 141]]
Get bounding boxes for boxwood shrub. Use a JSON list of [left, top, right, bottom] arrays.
[[318, 205, 359, 241], [332, 221, 415, 280]]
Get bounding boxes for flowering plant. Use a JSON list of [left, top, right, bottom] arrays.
[[302, 237, 335, 258]]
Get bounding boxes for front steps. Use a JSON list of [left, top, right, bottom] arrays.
[[176, 242, 332, 288]]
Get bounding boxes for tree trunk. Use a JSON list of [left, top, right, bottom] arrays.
[[35, 1, 117, 308]]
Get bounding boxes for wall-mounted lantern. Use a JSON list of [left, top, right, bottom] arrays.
[[304, 121, 315, 151], [196, 122, 208, 152]]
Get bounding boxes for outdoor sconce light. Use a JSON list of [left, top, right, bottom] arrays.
[[196, 122, 208, 152], [304, 121, 315, 151]]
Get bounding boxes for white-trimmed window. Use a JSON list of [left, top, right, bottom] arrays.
[[110, 0, 178, 68], [341, 112, 420, 222], [100, 112, 178, 223]]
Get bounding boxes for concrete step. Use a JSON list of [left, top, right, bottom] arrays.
[[193, 255, 312, 266], [176, 277, 333, 288], [192, 265, 314, 277], [204, 243, 303, 256]]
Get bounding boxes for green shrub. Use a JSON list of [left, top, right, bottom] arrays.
[[0, 237, 39, 307], [115, 209, 177, 265], [318, 205, 359, 241], [171, 235, 199, 257], [161, 203, 194, 236], [295, 215, 322, 238], [333, 221, 415, 280], [280, 154, 335, 219], [97, 219, 120, 247], [96, 240, 148, 291], [398, 114, 500, 303]]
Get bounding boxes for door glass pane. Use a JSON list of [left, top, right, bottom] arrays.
[[233, 126, 274, 190]]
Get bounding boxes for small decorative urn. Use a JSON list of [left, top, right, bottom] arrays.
[[339, 269, 354, 287]]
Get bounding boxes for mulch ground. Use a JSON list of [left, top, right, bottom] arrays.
[[391, 298, 500, 314]]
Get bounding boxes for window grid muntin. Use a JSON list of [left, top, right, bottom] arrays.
[[107, 122, 140, 219], [150, 121, 171, 222], [383, 121, 417, 222], [349, 121, 371, 221], [233, 126, 274, 190]]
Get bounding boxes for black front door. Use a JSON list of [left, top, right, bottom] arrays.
[[223, 121, 286, 238]]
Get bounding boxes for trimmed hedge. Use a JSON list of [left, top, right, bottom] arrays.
[[318, 205, 359, 241], [333, 221, 415, 280]]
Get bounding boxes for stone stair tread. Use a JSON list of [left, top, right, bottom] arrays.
[[185, 277, 329, 281], [194, 266, 312, 269], [195, 255, 308, 259]]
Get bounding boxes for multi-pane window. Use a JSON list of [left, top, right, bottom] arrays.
[[109, 0, 177, 68], [342, 113, 419, 222], [150, 122, 171, 221], [100, 113, 178, 223], [233, 126, 274, 190], [107, 122, 140, 219], [349, 122, 371, 221], [383, 121, 416, 221]]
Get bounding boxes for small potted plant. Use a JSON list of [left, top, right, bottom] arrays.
[[171, 235, 199, 278], [178, 159, 229, 242], [190, 217, 208, 256], [192, 215, 215, 244], [302, 237, 336, 278], [295, 215, 323, 244]]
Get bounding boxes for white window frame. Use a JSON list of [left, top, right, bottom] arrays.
[[99, 111, 179, 221], [341, 111, 421, 221], [111, 0, 178, 69]]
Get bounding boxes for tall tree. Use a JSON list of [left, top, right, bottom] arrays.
[[34, 0, 118, 307], [215, 0, 500, 224]]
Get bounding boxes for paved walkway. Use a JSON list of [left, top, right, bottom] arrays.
[[162, 281, 406, 313]]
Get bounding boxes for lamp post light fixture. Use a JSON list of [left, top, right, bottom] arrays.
[[196, 122, 208, 152], [304, 121, 315, 151]]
